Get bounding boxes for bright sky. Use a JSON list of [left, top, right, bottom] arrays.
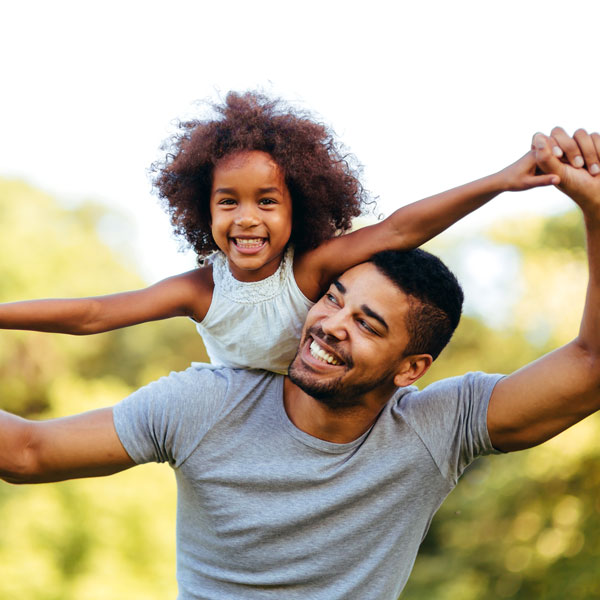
[[1, 0, 599, 296]]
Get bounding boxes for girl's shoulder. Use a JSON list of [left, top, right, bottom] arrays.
[[173, 261, 214, 287], [165, 263, 215, 322], [292, 244, 329, 302]]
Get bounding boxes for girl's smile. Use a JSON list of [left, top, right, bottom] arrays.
[[210, 151, 293, 282]]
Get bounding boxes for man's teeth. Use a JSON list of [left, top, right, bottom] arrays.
[[235, 238, 265, 248], [310, 340, 341, 365]]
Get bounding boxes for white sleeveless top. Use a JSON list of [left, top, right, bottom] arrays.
[[195, 247, 314, 374]]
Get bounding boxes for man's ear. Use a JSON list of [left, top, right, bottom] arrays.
[[393, 354, 433, 388]]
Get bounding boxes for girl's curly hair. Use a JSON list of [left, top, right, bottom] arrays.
[[151, 91, 370, 258]]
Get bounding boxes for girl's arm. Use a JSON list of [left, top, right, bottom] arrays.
[[294, 151, 559, 300], [0, 268, 214, 335]]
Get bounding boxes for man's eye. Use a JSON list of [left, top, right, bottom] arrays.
[[358, 319, 375, 334], [325, 293, 338, 305]]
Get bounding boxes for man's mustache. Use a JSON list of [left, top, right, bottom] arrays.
[[306, 326, 353, 368]]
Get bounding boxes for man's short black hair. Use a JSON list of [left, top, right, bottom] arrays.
[[369, 249, 464, 360]]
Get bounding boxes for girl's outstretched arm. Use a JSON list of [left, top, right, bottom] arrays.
[[294, 151, 559, 300], [0, 268, 213, 335]]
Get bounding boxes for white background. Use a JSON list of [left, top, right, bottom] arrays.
[[1, 0, 598, 293]]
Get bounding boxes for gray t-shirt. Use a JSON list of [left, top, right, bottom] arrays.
[[113, 367, 502, 600]]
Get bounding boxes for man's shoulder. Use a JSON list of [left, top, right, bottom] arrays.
[[393, 371, 505, 414], [128, 366, 282, 412], [161, 365, 281, 395], [162, 364, 279, 381], [113, 367, 284, 466], [387, 372, 504, 481]]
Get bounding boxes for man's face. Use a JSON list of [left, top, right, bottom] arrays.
[[289, 263, 413, 407]]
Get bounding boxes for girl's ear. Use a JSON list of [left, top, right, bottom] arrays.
[[393, 354, 433, 388]]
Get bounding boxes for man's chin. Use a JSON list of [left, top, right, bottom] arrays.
[[288, 360, 361, 409], [289, 358, 335, 394]]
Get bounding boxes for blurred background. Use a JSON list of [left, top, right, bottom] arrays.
[[1, 1, 599, 598]]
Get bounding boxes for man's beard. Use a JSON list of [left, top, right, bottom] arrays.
[[288, 326, 391, 410]]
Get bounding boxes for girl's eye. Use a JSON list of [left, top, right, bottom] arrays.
[[218, 198, 236, 205], [259, 198, 277, 205]]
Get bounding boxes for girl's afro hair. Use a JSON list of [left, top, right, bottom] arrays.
[[151, 91, 371, 258]]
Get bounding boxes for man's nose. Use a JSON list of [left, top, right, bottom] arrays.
[[320, 310, 349, 341]]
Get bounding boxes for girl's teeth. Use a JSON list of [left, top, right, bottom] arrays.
[[310, 340, 341, 365], [235, 238, 264, 247]]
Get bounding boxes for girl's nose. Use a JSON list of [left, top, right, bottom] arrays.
[[234, 205, 260, 228]]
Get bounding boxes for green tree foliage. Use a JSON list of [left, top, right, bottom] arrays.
[[0, 179, 206, 598]]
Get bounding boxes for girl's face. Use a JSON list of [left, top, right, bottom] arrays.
[[210, 151, 293, 282]]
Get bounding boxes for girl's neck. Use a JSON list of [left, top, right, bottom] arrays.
[[224, 247, 289, 283]]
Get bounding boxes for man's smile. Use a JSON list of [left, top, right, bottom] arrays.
[[309, 339, 342, 366], [299, 329, 351, 373]]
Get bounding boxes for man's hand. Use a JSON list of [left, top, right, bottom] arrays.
[[533, 127, 600, 212]]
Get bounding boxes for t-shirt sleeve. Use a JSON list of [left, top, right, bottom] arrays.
[[112, 367, 231, 467], [398, 372, 503, 485]]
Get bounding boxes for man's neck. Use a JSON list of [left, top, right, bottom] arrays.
[[282, 377, 396, 444]]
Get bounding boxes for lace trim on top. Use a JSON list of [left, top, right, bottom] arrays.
[[211, 247, 294, 304]]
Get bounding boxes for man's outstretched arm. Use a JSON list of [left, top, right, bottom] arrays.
[[0, 407, 135, 484], [488, 128, 600, 452]]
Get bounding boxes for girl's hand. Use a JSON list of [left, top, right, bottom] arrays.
[[533, 128, 600, 214], [497, 150, 560, 192]]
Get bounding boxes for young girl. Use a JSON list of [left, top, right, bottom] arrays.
[[0, 92, 558, 373]]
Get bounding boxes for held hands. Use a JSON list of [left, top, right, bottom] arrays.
[[533, 127, 600, 212], [498, 150, 561, 192]]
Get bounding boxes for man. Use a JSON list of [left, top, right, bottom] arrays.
[[2, 128, 600, 599]]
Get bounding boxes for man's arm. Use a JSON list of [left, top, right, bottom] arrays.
[[488, 128, 600, 452], [0, 407, 135, 484]]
